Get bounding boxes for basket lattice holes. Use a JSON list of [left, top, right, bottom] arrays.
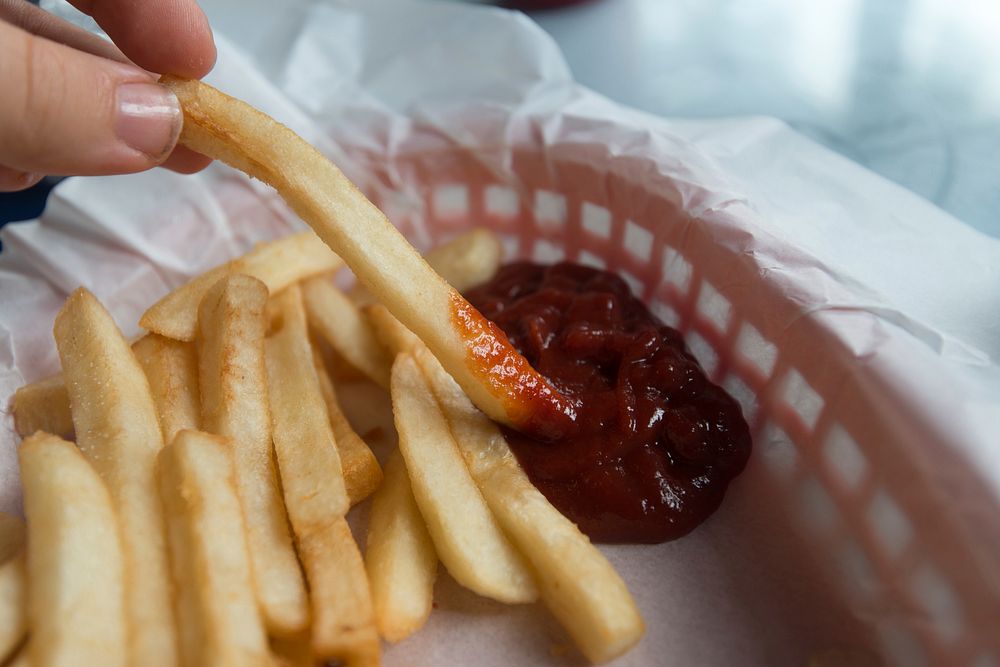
[[366, 161, 986, 666]]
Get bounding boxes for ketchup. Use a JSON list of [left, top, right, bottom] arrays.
[[463, 262, 751, 544], [450, 295, 577, 440]]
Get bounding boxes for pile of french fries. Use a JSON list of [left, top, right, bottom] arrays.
[[3, 229, 643, 666], [2, 76, 643, 666]]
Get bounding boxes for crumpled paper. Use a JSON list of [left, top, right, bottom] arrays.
[[3, 0, 999, 664]]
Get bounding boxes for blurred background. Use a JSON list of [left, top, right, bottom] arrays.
[[521, 0, 1000, 238], [3, 0, 999, 239]]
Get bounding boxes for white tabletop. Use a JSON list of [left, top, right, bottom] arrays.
[[526, 0, 1000, 238]]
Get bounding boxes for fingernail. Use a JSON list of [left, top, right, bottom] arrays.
[[20, 172, 44, 188], [0, 170, 43, 192], [115, 82, 182, 161]]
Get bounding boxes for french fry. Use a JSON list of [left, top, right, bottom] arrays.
[[144, 227, 492, 405], [414, 347, 645, 663], [365, 303, 422, 358], [4, 645, 28, 667], [0, 513, 26, 663], [365, 450, 437, 642], [0, 512, 24, 569], [53, 288, 178, 666], [163, 76, 569, 432], [390, 353, 537, 603], [323, 344, 373, 384], [141, 231, 343, 342], [312, 347, 383, 505], [369, 296, 528, 610], [0, 560, 25, 663], [266, 285, 350, 522], [363, 226, 504, 360], [12, 334, 149, 439], [297, 519, 380, 665], [157, 430, 271, 667], [132, 334, 200, 443], [302, 276, 392, 388], [362, 229, 502, 358], [197, 275, 308, 635], [330, 378, 397, 453], [424, 228, 503, 293], [269, 634, 312, 667], [479, 466, 644, 664], [19, 432, 127, 667], [367, 272, 642, 660], [10, 375, 72, 438], [350, 228, 502, 306], [266, 286, 378, 664]]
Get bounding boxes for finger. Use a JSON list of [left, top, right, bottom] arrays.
[[0, 0, 128, 65], [0, 21, 182, 176], [68, 0, 216, 77], [162, 146, 212, 174], [0, 165, 44, 192]]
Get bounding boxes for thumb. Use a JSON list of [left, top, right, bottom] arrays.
[[0, 20, 182, 178]]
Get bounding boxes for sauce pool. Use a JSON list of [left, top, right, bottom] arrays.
[[463, 262, 752, 544]]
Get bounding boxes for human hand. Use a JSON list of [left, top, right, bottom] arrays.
[[0, 0, 216, 191]]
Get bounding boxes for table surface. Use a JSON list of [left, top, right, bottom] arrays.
[[525, 0, 1000, 239], [3, 0, 999, 240]]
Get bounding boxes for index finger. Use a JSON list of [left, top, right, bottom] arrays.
[[69, 0, 216, 77]]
